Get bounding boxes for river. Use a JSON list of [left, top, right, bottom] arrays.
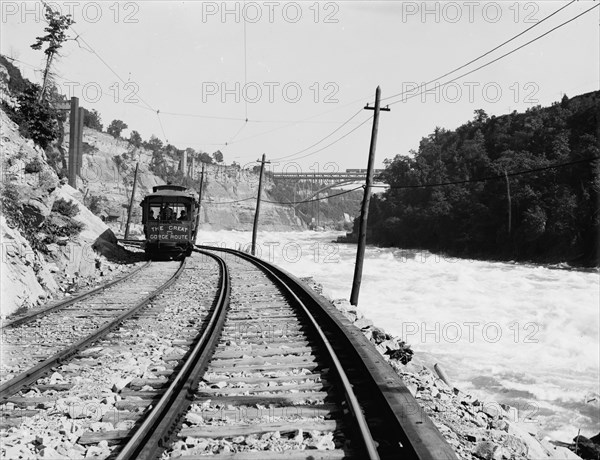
[[197, 229, 600, 442]]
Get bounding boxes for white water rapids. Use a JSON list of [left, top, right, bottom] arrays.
[[197, 230, 599, 442]]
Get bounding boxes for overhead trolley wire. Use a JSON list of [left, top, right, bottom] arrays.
[[70, 26, 156, 113], [156, 110, 169, 143]]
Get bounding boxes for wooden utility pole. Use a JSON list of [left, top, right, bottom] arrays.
[[198, 163, 206, 207], [504, 169, 512, 234], [251, 154, 268, 255], [124, 162, 139, 240], [67, 97, 79, 187], [350, 86, 390, 306], [194, 162, 205, 241], [76, 107, 84, 175]]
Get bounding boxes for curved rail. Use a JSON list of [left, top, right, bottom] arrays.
[[115, 249, 231, 460], [199, 245, 458, 460], [230, 250, 380, 459], [0, 260, 187, 401], [1, 261, 151, 329]]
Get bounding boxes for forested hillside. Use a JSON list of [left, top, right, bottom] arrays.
[[354, 91, 599, 266]]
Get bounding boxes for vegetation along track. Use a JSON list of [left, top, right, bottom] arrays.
[[0, 260, 184, 398], [112, 246, 457, 460]]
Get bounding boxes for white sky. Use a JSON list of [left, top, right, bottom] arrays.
[[1, 1, 598, 173]]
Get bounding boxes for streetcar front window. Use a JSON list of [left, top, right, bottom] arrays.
[[156, 203, 190, 221]]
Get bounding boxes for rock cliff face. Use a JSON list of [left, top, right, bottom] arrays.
[[1, 109, 132, 318], [61, 126, 305, 234], [199, 167, 304, 232]]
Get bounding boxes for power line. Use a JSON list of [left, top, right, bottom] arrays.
[[261, 3, 597, 164], [261, 2, 588, 162], [4, 56, 157, 112], [386, 2, 599, 107], [263, 185, 364, 205], [205, 196, 256, 205], [225, 120, 248, 146], [204, 184, 364, 206], [282, 115, 373, 163], [70, 26, 157, 113], [271, 108, 365, 161], [374, 156, 599, 190], [381, 0, 577, 104], [155, 110, 168, 143], [157, 110, 362, 124]]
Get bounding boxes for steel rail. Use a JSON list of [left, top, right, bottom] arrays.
[[211, 248, 380, 459], [199, 245, 458, 460], [115, 249, 230, 460], [0, 260, 187, 401], [1, 261, 152, 329]]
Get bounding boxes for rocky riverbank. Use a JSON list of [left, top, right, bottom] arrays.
[[1, 108, 142, 319], [300, 277, 585, 460]]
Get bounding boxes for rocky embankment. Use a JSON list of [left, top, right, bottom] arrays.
[[62, 126, 304, 236], [1, 109, 136, 318], [301, 278, 587, 460]]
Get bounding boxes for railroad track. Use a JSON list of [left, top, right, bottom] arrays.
[[0, 248, 457, 459], [0, 260, 184, 398], [110, 247, 457, 460]]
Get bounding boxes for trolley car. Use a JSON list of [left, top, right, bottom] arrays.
[[140, 185, 200, 259]]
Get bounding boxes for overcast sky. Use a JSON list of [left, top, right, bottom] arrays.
[[1, 1, 598, 172]]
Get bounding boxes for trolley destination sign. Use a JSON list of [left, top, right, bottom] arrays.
[[147, 223, 190, 241]]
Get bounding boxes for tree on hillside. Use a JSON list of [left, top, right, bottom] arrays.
[[143, 135, 164, 153], [199, 152, 213, 164], [9, 81, 61, 149], [212, 150, 224, 163], [83, 108, 102, 131], [30, 4, 74, 102], [359, 94, 600, 266], [107, 119, 128, 138], [129, 130, 142, 148]]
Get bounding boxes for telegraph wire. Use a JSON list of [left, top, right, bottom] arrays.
[[205, 185, 364, 206], [155, 110, 168, 143], [4, 56, 159, 112], [262, 185, 364, 205], [249, 3, 596, 163], [225, 120, 248, 146], [380, 0, 578, 104], [386, 2, 599, 107], [280, 115, 374, 163], [27, 1, 597, 160], [271, 108, 365, 161], [70, 27, 156, 113], [373, 156, 600, 190], [264, 2, 588, 162]]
